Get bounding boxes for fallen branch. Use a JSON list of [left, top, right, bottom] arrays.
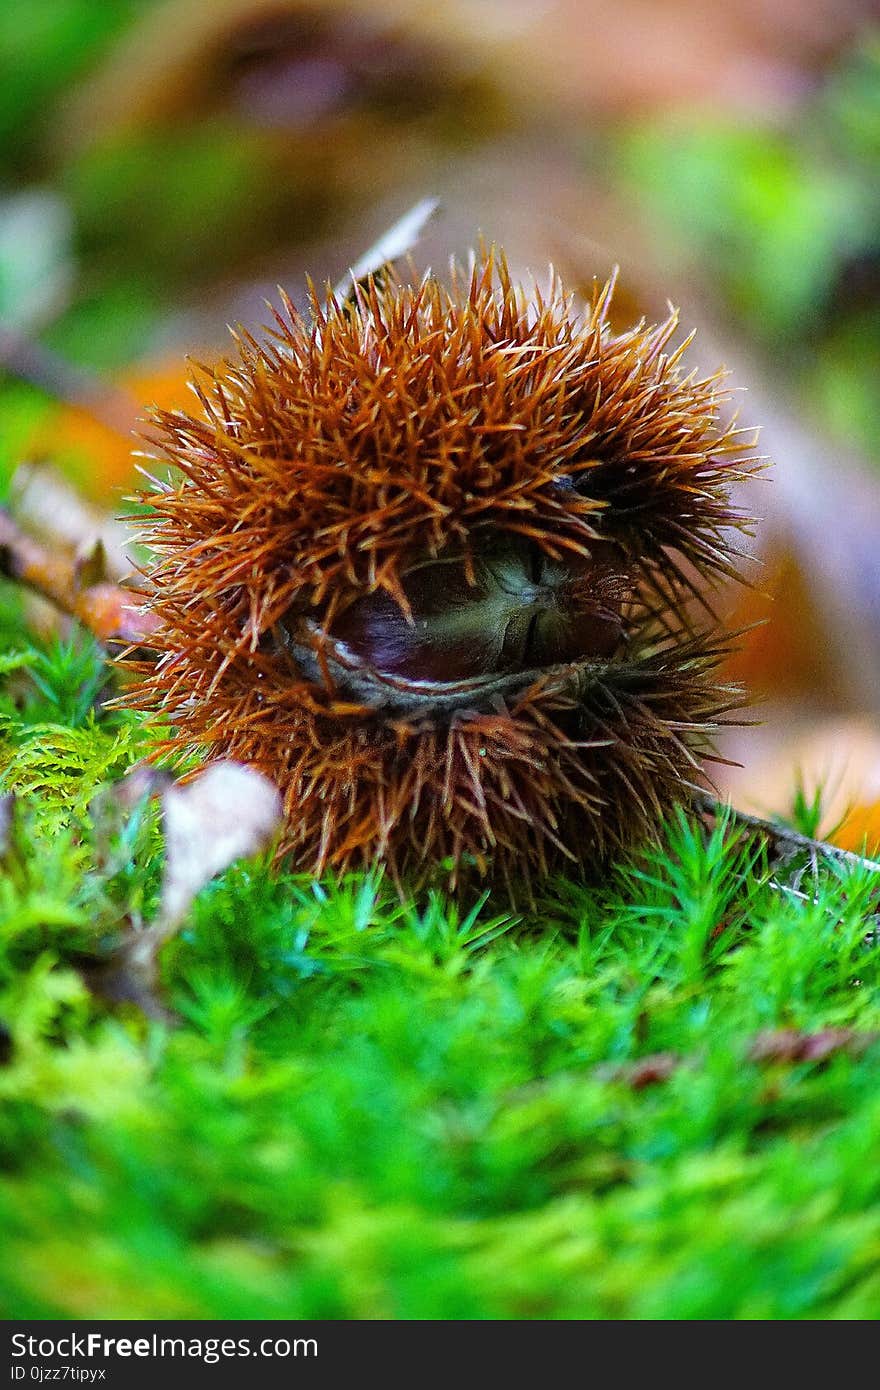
[[0, 507, 157, 646], [692, 788, 880, 877]]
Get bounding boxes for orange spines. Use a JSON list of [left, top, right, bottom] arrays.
[[126, 251, 757, 898]]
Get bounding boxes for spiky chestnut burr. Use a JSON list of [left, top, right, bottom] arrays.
[[125, 252, 757, 898]]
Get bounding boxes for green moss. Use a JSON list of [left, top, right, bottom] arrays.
[[2, 598, 880, 1319]]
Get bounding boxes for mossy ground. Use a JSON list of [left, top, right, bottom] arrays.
[[2, 600, 880, 1320]]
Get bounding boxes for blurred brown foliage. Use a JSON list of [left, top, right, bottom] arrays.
[[7, 0, 880, 842]]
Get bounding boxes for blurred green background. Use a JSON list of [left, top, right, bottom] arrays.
[[2, 0, 878, 463], [5, 1, 880, 792], [3, 0, 880, 1324]]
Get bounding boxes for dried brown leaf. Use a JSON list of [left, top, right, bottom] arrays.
[[0, 794, 14, 859], [156, 762, 283, 936]]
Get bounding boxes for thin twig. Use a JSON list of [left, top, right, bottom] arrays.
[[0, 508, 157, 646], [692, 788, 880, 876]]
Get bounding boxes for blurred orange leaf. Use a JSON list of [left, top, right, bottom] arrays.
[[27, 361, 195, 502]]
